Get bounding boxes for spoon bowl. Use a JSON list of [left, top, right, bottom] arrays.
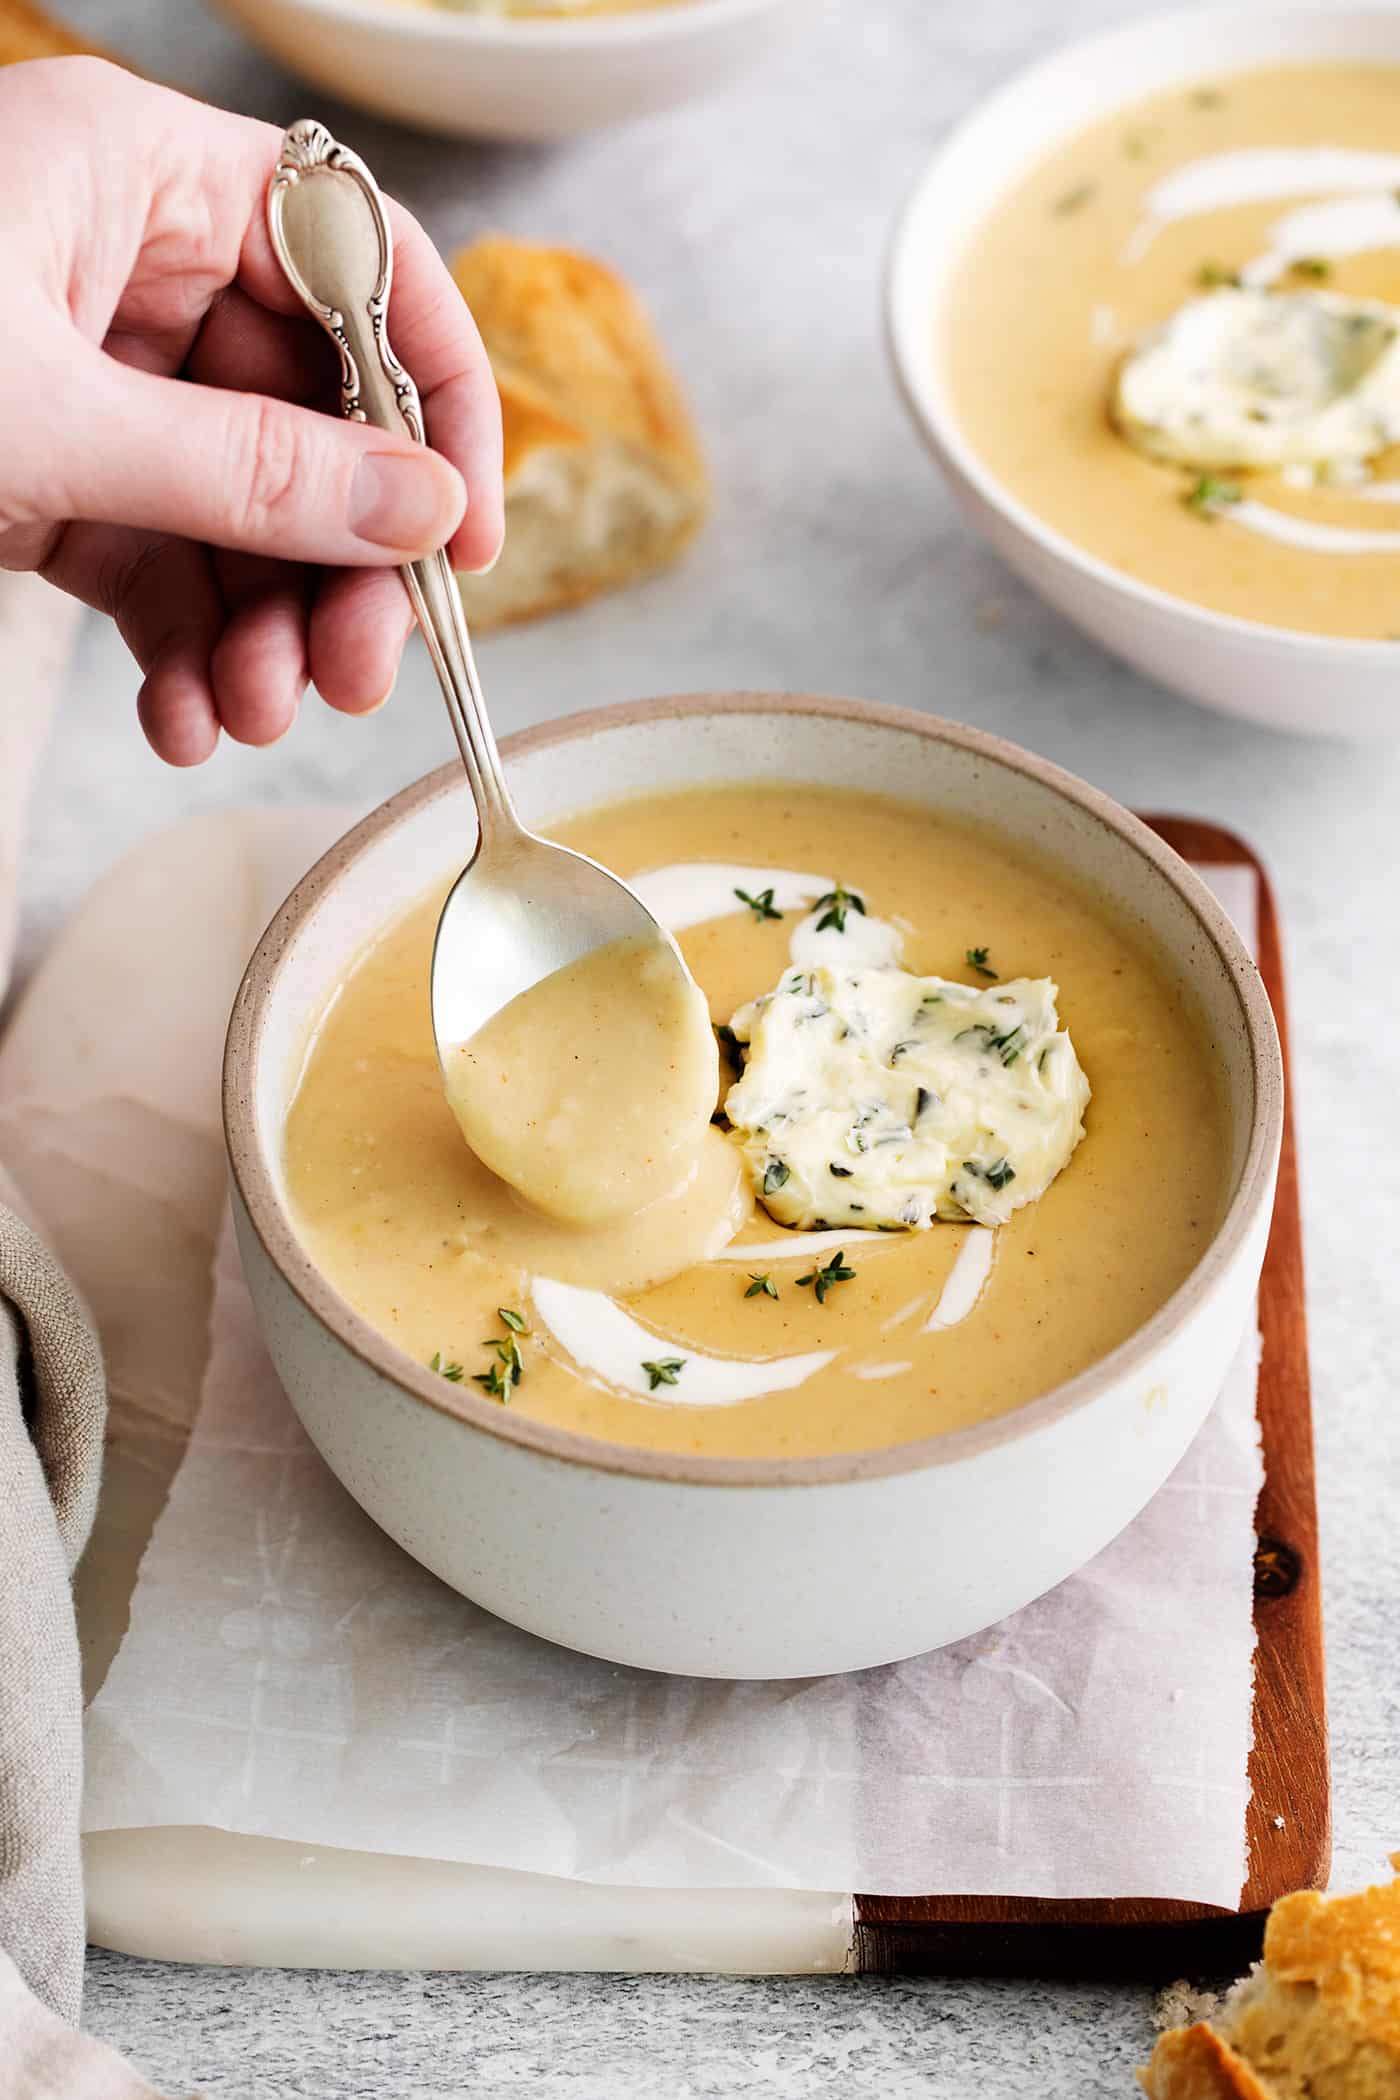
[[267, 119, 715, 1217], [428, 826, 686, 1065]]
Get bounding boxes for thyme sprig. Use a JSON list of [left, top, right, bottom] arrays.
[[813, 882, 867, 935], [642, 1357, 686, 1390], [966, 945, 998, 979], [745, 1273, 779, 1301], [429, 1352, 464, 1383], [735, 886, 783, 922], [796, 1250, 857, 1305], [471, 1308, 530, 1403]]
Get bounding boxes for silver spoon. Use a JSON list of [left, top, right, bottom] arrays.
[[266, 121, 713, 1187]]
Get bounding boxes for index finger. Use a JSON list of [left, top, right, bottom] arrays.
[[230, 115, 505, 574]]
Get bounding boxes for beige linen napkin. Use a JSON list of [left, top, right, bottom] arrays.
[[0, 1162, 104, 2026], [0, 570, 174, 2094]]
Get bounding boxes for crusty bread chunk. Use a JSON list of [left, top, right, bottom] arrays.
[[451, 236, 708, 629], [0, 0, 111, 62], [1140, 1863, 1400, 2099]]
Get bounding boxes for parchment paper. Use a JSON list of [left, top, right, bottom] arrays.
[[7, 817, 1265, 1908]]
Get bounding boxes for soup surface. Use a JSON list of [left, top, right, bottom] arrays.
[[283, 785, 1231, 1459], [945, 63, 1400, 637]]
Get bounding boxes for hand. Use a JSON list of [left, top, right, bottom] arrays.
[[0, 58, 503, 764]]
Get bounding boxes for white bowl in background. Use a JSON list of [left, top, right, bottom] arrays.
[[224, 694, 1282, 1680], [887, 6, 1400, 740], [212, 0, 803, 141]]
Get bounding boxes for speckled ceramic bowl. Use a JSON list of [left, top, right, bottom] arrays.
[[887, 5, 1400, 739], [224, 694, 1282, 1678]]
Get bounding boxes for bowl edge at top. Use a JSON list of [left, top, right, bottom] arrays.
[[223, 691, 1283, 1491]]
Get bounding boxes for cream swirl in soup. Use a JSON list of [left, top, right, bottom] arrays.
[[283, 787, 1230, 1461]]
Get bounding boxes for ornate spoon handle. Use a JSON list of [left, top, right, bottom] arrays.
[[266, 119, 516, 847]]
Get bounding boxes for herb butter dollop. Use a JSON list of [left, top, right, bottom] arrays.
[[1115, 287, 1400, 472], [724, 917, 1091, 1232]]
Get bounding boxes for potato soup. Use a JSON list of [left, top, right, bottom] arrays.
[[283, 785, 1231, 1460]]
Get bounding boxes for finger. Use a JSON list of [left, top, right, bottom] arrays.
[[381, 203, 505, 574], [186, 285, 333, 406], [125, 540, 225, 767], [308, 564, 415, 715], [240, 192, 505, 574], [45, 334, 466, 566], [37, 520, 225, 765], [210, 576, 312, 746]]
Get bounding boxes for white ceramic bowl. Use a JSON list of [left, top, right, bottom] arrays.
[[887, 5, 1400, 741], [212, 0, 801, 141], [224, 694, 1282, 1679]]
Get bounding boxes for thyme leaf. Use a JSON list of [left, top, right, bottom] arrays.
[[763, 1158, 791, 1195], [745, 1273, 779, 1301], [497, 1306, 528, 1334], [1184, 475, 1242, 516], [1052, 179, 1096, 216], [428, 1351, 464, 1383], [735, 886, 783, 923], [812, 881, 867, 934], [796, 1250, 857, 1305], [966, 945, 998, 979]]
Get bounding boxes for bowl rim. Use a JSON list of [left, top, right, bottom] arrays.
[[224, 690, 1283, 1490], [884, 1, 1400, 665], [235, 0, 789, 46]]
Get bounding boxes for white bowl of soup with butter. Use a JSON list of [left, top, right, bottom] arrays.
[[224, 694, 1282, 1679], [214, 0, 800, 141], [888, 6, 1400, 739]]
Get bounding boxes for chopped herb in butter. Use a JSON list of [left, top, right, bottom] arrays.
[[725, 916, 1091, 1232]]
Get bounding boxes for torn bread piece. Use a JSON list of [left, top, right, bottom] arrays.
[[1139, 1860, 1400, 2098], [451, 236, 708, 629]]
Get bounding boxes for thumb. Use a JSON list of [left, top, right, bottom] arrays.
[[56, 344, 467, 564]]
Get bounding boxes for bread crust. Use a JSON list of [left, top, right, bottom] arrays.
[[1140, 1866, 1400, 2100], [0, 0, 113, 64], [451, 236, 708, 629], [1139, 2024, 1276, 2100]]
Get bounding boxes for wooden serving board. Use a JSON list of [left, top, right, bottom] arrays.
[[853, 817, 1329, 1979]]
